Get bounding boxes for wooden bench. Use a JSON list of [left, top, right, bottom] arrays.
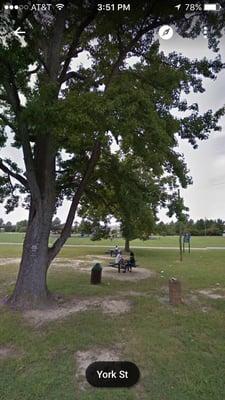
[[105, 249, 117, 257]]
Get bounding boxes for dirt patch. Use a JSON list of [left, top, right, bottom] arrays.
[[52, 262, 155, 281], [156, 288, 195, 307], [51, 258, 156, 281], [101, 299, 131, 314], [64, 264, 156, 281], [103, 267, 156, 281], [52, 258, 88, 268], [0, 258, 20, 266], [0, 257, 89, 269], [0, 257, 155, 282], [156, 294, 170, 305], [0, 346, 22, 359], [201, 306, 211, 313], [75, 346, 121, 390], [156, 289, 214, 314], [118, 290, 149, 297], [51, 257, 110, 270], [183, 294, 212, 313], [185, 294, 200, 305], [85, 254, 111, 260], [24, 297, 131, 326], [24, 299, 95, 325], [198, 289, 225, 299]]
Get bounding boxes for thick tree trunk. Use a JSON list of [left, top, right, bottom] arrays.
[[6, 137, 100, 309], [7, 200, 53, 309], [124, 238, 130, 252]]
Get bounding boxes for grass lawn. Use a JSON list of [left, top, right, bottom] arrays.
[[0, 232, 225, 248], [1, 245, 225, 399]]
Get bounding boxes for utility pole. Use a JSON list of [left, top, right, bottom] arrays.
[[204, 217, 207, 237]]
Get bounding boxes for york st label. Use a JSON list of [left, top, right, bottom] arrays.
[[86, 361, 140, 387]]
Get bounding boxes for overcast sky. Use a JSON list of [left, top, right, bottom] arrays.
[[0, 24, 224, 224], [159, 30, 225, 222]]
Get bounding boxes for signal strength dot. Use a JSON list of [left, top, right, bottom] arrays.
[[56, 3, 64, 10], [4, 4, 19, 9]]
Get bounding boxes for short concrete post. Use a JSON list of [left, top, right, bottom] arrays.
[[169, 278, 182, 305]]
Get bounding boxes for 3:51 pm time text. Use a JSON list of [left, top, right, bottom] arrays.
[[97, 3, 131, 11]]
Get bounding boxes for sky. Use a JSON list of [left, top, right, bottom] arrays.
[[159, 30, 225, 222], [0, 19, 225, 225]]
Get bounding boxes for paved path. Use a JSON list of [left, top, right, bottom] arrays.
[[0, 243, 225, 250]]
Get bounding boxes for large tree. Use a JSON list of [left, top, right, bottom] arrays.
[[0, 1, 224, 308]]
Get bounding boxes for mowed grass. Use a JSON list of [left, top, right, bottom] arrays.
[[1, 245, 225, 399], [0, 232, 225, 248]]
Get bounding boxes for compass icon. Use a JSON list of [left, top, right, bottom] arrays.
[[159, 25, 174, 40]]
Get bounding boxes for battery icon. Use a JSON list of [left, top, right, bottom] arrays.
[[204, 3, 221, 11]]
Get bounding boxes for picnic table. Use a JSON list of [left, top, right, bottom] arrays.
[[108, 259, 138, 273], [105, 249, 122, 257]]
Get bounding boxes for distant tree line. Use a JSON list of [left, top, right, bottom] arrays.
[[0, 218, 28, 232], [0, 216, 113, 239], [0, 217, 224, 237], [0, 218, 62, 233], [156, 219, 225, 236]]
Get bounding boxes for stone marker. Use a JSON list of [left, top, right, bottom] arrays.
[[169, 277, 182, 305], [91, 263, 102, 284]]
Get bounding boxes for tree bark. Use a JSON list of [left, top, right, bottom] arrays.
[[6, 199, 54, 309], [6, 132, 56, 309], [124, 238, 130, 253], [6, 140, 100, 309]]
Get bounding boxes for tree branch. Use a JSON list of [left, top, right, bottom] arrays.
[[0, 94, 8, 102], [60, 71, 85, 83], [58, 7, 98, 84], [0, 56, 21, 114], [19, 126, 42, 201], [27, 65, 41, 76], [0, 159, 28, 188], [48, 140, 101, 262], [0, 57, 41, 200], [46, 8, 67, 80], [104, 16, 178, 90], [0, 113, 16, 131]]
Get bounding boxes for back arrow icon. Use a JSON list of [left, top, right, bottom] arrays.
[[14, 27, 25, 39]]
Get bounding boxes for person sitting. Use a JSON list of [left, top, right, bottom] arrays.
[[114, 245, 120, 256], [115, 251, 124, 272], [110, 245, 119, 257], [115, 251, 121, 264], [124, 251, 136, 273]]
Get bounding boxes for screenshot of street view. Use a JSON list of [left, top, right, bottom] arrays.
[[0, 0, 225, 399]]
